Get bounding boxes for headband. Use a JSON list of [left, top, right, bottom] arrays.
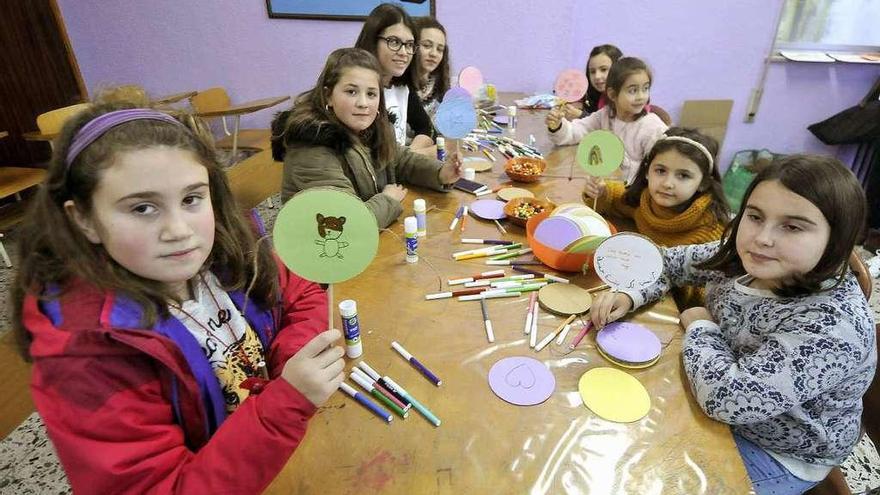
[[660, 135, 714, 172], [65, 109, 185, 167]]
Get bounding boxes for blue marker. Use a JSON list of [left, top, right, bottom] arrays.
[[339, 382, 392, 423]]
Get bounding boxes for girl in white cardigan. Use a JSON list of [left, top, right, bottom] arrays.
[[546, 57, 667, 184]]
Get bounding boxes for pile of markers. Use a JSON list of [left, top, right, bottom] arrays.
[[338, 341, 442, 426], [451, 240, 533, 263], [424, 266, 569, 302], [461, 132, 543, 161]]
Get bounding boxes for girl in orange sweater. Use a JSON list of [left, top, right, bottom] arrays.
[[584, 127, 729, 247]]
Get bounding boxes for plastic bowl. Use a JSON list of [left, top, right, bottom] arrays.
[[526, 211, 617, 272], [504, 197, 554, 227], [504, 156, 547, 183]]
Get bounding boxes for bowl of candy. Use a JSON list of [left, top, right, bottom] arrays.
[[504, 197, 554, 227], [504, 156, 546, 183]]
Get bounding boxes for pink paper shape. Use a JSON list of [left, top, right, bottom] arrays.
[[469, 199, 506, 220], [459, 66, 484, 96], [488, 356, 556, 406], [533, 216, 582, 250], [554, 69, 589, 103], [596, 322, 661, 363]]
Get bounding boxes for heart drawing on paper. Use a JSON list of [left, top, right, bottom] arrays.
[[505, 364, 536, 389]]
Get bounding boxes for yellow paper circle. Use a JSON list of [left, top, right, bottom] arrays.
[[578, 367, 651, 423]]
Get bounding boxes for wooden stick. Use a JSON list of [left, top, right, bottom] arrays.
[[586, 284, 610, 294]]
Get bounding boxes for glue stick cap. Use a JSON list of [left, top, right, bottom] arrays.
[[339, 299, 357, 318], [414, 198, 426, 212], [404, 216, 418, 234], [464, 168, 476, 181]]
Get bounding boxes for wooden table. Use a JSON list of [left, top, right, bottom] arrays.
[[264, 102, 753, 494], [21, 130, 56, 142], [195, 95, 290, 161]]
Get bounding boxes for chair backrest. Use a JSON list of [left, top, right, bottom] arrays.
[[679, 99, 734, 149], [649, 104, 672, 126], [848, 251, 872, 300], [36, 103, 90, 135], [225, 149, 281, 211], [189, 87, 231, 114]]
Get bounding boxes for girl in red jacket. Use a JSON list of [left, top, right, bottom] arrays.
[[12, 100, 344, 494]]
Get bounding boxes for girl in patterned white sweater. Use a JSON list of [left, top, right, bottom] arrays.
[[590, 155, 877, 495]]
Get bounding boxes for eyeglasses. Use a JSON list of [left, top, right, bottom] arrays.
[[378, 36, 416, 55]]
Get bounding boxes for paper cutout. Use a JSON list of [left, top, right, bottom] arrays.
[[273, 188, 379, 284], [488, 356, 556, 406], [578, 367, 651, 423], [533, 216, 582, 251], [596, 347, 660, 369], [462, 156, 493, 172], [596, 322, 662, 364], [444, 87, 473, 102], [469, 199, 506, 220], [497, 187, 534, 202], [435, 95, 477, 139], [593, 233, 663, 291], [458, 66, 484, 96], [576, 130, 625, 177], [537, 283, 592, 315], [554, 69, 589, 103]]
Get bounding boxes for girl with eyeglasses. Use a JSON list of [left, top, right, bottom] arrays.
[[355, 3, 435, 152]]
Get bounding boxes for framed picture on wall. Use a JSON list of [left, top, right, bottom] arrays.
[[267, 0, 435, 21]]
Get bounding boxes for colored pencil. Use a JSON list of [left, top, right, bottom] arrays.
[[535, 314, 576, 352], [391, 341, 442, 386], [448, 206, 463, 231], [425, 287, 487, 300], [383, 377, 441, 427], [349, 372, 408, 418], [351, 367, 410, 412], [480, 298, 495, 343], [461, 239, 514, 245], [524, 292, 535, 335], [339, 382, 392, 422], [511, 266, 570, 284], [568, 321, 594, 350]]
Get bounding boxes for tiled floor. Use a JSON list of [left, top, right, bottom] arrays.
[[1, 200, 879, 493]]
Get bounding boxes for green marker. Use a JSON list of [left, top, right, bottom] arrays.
[[383, 377, 441, 427]]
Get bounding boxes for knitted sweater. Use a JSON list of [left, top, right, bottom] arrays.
[[549, 106, 667, 184], [591, 181, 725, 247], [622, 242, 877, 480]]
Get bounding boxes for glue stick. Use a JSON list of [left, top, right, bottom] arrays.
[[413, 199, 427, 237], [508, 105, 517, 131], [404, 216, 419, 263], [339, 299, 363, 358], [436, 136, 447, 161]]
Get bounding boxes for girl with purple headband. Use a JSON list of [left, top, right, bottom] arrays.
[[12, 100, 343, 493]]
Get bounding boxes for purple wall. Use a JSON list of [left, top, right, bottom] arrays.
[[57, 0, 879, 170]]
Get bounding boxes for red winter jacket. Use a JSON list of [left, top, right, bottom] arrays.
[[22, 265, 327, 494]]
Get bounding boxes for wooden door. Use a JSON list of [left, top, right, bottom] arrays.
[[0, 0, 86, 166]]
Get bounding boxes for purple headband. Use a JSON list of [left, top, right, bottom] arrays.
[[65, 109, 185, 167]]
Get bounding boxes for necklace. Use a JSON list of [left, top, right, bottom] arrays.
[[169, 274, 267, 378]]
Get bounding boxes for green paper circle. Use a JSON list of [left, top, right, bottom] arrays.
[[273, 188, 379, 284], [576, 130, 625, 177]]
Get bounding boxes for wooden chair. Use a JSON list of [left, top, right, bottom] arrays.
[[805, 253, 877, 495], [22, 102, 91, 144], [0, 134, 46, 267], [225, 149, 282, 211], [189, 88, 289, 161]]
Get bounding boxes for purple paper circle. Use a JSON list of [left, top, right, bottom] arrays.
[[596, 322, 661, 363], [469, 199, 506, 220], [488, 357, 556, 406], [534, 216, 582, 250]]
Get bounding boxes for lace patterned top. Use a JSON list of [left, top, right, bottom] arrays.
[[621, 241, 877, 480]]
